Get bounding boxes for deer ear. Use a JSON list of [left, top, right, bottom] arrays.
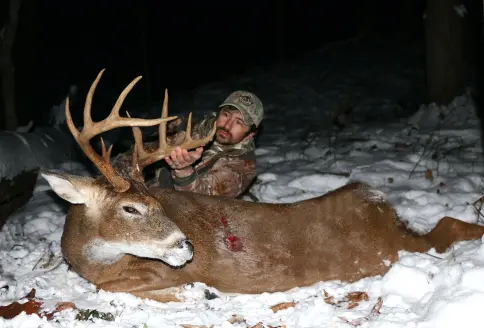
[[40, 171, 95, 205]]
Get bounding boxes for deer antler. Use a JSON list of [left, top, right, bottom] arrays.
[[65, 69, 178, 192], [131, 89, 217, 171]]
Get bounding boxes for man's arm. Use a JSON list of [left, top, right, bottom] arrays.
[[171, 157, 256, 198]]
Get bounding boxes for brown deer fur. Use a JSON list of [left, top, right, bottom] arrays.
[[42, 172, 484, 303]]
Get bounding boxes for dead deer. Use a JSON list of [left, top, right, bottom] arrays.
[[41, 69, 484, 303]]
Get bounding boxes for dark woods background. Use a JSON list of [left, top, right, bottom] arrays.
[[0, 0, 482, 131]]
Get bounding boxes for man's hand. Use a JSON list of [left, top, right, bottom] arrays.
[[165, 146, 203, 177]]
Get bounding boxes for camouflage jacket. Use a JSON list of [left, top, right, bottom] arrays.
[[170, 112, 257, 197], [114, 112, 257, 198]]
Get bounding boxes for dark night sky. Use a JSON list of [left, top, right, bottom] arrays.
[[2, 0, 424, 127]]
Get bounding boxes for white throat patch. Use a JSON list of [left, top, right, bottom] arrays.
[[83, 230, 192, 266]]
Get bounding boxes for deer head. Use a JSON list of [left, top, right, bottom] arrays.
[[41, 69, 215, 268]]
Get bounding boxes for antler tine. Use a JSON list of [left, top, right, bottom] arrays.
[[127, 111, 151, 169], [100, 137, 113, 163], [65, 97, 79, 140], [127, 89, 171, 172], [84, 74, 177, 138], [185, 112, 193, 141], [158, 89, 169, 149], [130, 124, 147, 161], [82, 69, 104, 130], [65, 69, 104, 141], [65, 69, 178, 192], [108, 75, 142, 122], [132, 89, 217, 170]]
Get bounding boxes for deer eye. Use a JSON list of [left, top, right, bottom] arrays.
[[123, 206, 140, 215]]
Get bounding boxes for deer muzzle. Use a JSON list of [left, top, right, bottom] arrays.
[[160, 237, 194, 268]]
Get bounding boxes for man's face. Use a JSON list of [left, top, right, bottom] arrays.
[[215, 106, 253, 145]]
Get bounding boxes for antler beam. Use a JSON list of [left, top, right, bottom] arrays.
[[65, 69, 177, 192], [131, 89, 216, 171]]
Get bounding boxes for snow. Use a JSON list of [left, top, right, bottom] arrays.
[[2, 38, 484, 327], [0, 88, 80, 181]]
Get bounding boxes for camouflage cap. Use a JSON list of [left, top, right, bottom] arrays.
[[218, 91, 264, 127]]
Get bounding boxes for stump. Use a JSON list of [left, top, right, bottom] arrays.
[[0, 169, 38, 229]]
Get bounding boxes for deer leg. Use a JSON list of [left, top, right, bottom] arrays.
[[96, 269, 186, 303], [130, 287, 186, 303], [424, 216, 484, 253]]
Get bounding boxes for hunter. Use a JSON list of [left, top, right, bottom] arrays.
[[116, 90, 264, 198]]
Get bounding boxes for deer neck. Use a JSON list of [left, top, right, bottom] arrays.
[[62, 206, 110, 267], [82, 238, 128, 264]]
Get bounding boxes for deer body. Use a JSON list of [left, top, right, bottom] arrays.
[[42, 70, 484, 303], [54, 179, 484, 301], [148, 183, 426, 292]]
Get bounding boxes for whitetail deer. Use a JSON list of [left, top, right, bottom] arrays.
[[41, 69, 484, 303]]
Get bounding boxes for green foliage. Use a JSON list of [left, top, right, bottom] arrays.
[[75, 309, 115, 321]]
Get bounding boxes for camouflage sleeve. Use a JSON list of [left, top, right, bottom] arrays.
[[171, 157, 256, 197]]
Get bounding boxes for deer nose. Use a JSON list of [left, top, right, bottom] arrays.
[[176, 239, 193, 253]]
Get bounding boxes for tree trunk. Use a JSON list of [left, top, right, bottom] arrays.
[[425, 0, 468, 105], [0, 0, 22, 130]]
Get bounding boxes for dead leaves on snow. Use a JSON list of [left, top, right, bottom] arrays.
[[323, 290, 369, 309], [0, 288, 114, 322], [325, 290, 383, 326], [180, 299, 296, 327], [0, 288, 77, 321], [1, 288, 382, 327], [181, 291, 381, 328], [0, 288, 42, 319], [339, 297, 383, 327], [270, 301, 297, 313], [182, 314, 287, 328]]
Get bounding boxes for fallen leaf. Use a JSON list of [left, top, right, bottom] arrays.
[[24, 289, 36, 299], [0, 288, 43, 320], [344, 291, 369, 308], [0, 299, 43, 319], [345, 292, 369, 303], [338, 296, 383, 326], [324, 290, 369, 308], [270, 301, 296, 313], [323, 290, 335, 304], [54, 301, 77, 311], [227, 314, 245, 324], [367, 296, 383, 320]]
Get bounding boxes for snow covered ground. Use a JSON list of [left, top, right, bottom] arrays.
[[2, 38, 484, 327]]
